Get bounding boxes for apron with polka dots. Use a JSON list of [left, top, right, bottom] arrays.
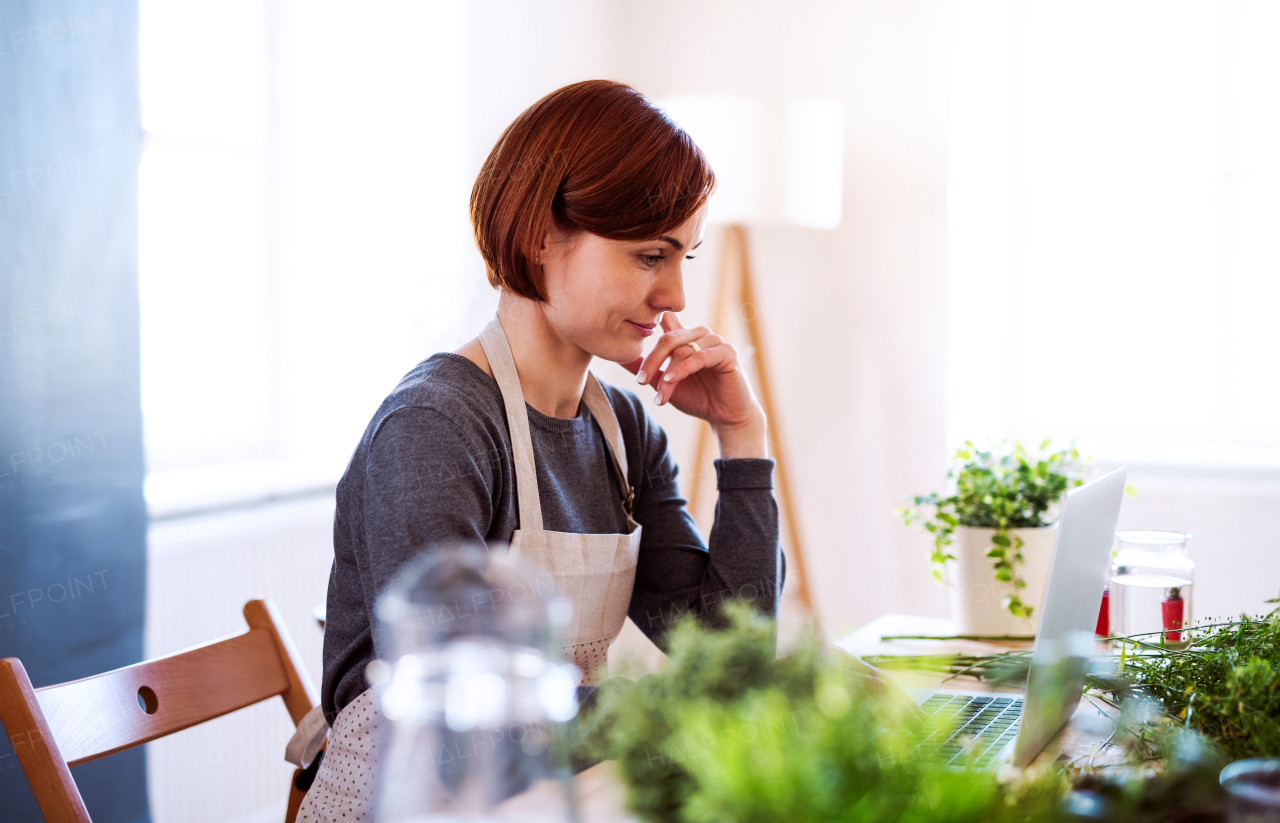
[[294, 314, 641, 821], [295, 690, 379, 823]]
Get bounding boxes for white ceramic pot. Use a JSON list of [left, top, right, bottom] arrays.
[[946, 525, 1058, 636]]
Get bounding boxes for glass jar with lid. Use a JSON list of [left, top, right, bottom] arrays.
[[1109, 530, 1194, 649]]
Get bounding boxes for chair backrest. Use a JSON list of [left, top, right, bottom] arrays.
[[0, 598, 318, 823]]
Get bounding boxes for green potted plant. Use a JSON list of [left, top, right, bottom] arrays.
[[898, 439, 1084, 635]]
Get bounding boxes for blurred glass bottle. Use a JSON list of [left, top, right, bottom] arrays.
[[370, 545, 580, 822], [1109, 530, 1194, 649]]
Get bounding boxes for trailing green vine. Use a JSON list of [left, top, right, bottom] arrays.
[[898, 439, 1086, 618]]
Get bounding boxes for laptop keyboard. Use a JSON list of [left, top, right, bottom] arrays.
[[916, 694, 1023, 768]]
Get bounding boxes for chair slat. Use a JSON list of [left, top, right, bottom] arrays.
[[38, 629, 289, 766], [0, 658, 93, 822], [245, 599, 320, 726]]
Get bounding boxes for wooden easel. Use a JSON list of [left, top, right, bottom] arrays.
[[686, 225, 821, 635]]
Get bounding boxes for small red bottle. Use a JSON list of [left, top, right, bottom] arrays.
[[1162, 587, 1184, 643], [1095, 589, 1110, 637]]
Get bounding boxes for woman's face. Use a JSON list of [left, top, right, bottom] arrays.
[[537, 209, 705, 364]]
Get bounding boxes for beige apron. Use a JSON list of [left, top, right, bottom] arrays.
[[478, 313, 643, 684], [294, 314, 642, 822]]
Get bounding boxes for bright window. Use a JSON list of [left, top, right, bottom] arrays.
[[138, 0, 473, 498], [139, 0, 271, 470], [947, 0, 1280, 469]]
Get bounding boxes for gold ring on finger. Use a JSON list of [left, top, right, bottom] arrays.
[[684, 340, 702, 353]]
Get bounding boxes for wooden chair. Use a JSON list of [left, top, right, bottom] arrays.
[[0, 599, 322, 823]]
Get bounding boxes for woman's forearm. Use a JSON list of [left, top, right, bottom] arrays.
[[713, 412, 769, 460], [702, 458, 784, 622]]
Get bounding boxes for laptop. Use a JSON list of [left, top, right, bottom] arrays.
[[910, 467, 1128, 770]]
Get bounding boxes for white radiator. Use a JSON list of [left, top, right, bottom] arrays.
[[145, 494, 335, 823]]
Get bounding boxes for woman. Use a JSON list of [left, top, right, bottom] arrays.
[[294, 79, 784, 820]]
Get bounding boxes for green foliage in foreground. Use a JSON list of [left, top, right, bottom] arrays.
[[575, 604, 1066, 823], [674, 687, 1066, 823], [573, 600, 1280, 822], [1109, 598, 1280, 764], [897, 440, 1085, 618]]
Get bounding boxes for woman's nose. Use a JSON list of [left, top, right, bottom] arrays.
[[652, 267, 687, 314]]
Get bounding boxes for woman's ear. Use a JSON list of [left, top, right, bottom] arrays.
[[538, 226, 561, 260], [538, 223, 580, 263]]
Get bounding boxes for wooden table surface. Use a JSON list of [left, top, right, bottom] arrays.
[[561, 613, 1124, 821]]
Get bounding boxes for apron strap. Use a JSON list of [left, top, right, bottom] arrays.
[[581, 373, 636, 518], [478, 314, 637, 527], [479, 315, 544, 532], [284, 704, 329, 769]]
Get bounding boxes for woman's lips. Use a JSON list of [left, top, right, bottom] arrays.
[[628, 321, 655, 337]]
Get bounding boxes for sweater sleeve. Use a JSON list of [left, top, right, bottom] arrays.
[[625, 414, 785, 645], [360, 405, 500, 655]]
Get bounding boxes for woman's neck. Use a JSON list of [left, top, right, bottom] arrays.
[[490, 293, 592, 419]]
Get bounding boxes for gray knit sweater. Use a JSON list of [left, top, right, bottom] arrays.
[[321, 351, 784, 723]]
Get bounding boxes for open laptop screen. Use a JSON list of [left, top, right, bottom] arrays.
[[1012, 467, 1127, 767]]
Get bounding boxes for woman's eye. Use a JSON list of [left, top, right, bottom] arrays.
[[640, 254, 664, 268], [685, 255, 696, 261]]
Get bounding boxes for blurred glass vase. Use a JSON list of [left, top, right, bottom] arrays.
[[370, 545, 580, 822]]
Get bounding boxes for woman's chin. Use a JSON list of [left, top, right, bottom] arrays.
[[599, 351, 641, 366], [593, 338, 644, 365]]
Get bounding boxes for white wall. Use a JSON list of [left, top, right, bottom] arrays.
[[608, 0, 953, 638], [1115, 468, 1280, 622], [275, 0, 472, 473], [945, 1, 1280, 626]]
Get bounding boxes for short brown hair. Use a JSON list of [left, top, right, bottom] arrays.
[[470, 80, 715, 302]]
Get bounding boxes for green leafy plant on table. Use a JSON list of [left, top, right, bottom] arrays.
[[897, 439, 1085, 618], [1107, 594, 1280, 765]]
